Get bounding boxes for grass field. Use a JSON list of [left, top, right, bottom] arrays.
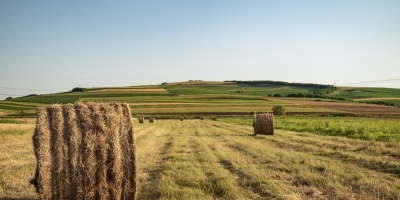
[[1, 119, 400, 199], [216, 116, 400, 142]]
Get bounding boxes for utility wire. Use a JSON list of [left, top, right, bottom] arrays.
[[0, 87, 58, 92], [0, 94, 23, 97], [340, 78, 400, 86]]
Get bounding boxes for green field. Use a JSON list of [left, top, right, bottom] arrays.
[[2, 80, 399, 118], [331, 87, 400, 100], [216, 116, 400, 142]]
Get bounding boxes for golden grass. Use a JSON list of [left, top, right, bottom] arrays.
[[0, 124, 35, 131], [0, 131, 38, 199], [1, 120, 400, 199]]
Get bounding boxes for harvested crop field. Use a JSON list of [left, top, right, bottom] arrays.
[[1, 120, 400, 199], [280, 99, 400, 116], [354, 97, 400, 101]]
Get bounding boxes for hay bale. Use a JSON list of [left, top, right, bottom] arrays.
[[253, 113, 274, 135], [138, 117, 144, 123], [32, 102, 137, 200], [180, 117, 184, 121], [149, 117, 155, 123]]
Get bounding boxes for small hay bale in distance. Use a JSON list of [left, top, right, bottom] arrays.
[[138, 117, 144, 123], [149, 117, 155, 123], [253, 113, 274, 135], [32, 102, 137, 199], [180, 117, 184, 121]]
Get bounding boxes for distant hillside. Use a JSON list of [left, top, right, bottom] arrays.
[[1, 80, 399, 118]]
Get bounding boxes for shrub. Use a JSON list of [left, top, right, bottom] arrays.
[[71, 87, 85, 92], [272, 105, 286, 115]]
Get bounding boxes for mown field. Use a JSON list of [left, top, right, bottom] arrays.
[[1, 119, 400, 199]]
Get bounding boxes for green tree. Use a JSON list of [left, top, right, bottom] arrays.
[[71, 87, 86, 92], [272, 105, 286, 115]]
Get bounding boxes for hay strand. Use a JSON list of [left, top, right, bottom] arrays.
[[32, 107, 52, 199], [32, 102, 137, 199], [121, 103, 137, 199], [253, 113, 274, 135], [49, 104, 65, 199], [62, 104, 81, 198]]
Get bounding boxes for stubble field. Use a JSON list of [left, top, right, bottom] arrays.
[[1, 119, 400, 199]]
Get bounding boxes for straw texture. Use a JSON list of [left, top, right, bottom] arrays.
[[32, 102, 137, 200], [253, 113, 274, 135]]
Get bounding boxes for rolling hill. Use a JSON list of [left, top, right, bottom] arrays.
[[1, 80, 399, 118]]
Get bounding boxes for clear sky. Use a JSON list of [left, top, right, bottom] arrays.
[[1, 0, 400, 99]]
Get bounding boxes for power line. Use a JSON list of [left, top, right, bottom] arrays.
[[340, 78, 400, 86], [0, 87, 58, 92], [0, 94, 23, 97]]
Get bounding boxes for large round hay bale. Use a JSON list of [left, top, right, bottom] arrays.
[[32, 102, 137, 199], [253, 113, 274, 135], [149, 117, 155, 123], [138, 117, 144, 123]]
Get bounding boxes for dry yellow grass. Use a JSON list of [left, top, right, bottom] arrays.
[[0, 123, 35, 131], [0, 130, 38, 199], [1, 120, 400, 199]]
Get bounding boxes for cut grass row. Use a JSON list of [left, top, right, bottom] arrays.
[[137, 120, 400, 199]]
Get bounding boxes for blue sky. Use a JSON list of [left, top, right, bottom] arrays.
[[1, 0, 400, 99]]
